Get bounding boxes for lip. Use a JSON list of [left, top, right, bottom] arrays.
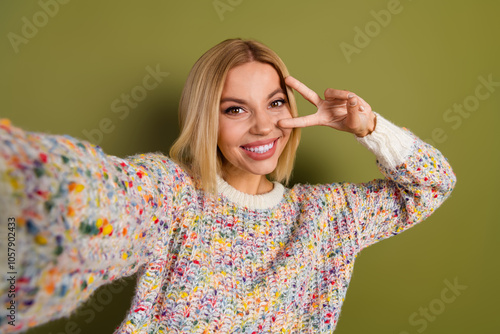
[[240, 138, 279, 161], [241, 137, 279, 148]]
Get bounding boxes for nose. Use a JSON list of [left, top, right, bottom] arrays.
[[250, 109, 274, 135]]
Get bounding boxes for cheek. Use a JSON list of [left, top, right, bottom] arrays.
[[218, 122, 240, 152], [217, 119, 230, 146], [281, 129, 292, 149]]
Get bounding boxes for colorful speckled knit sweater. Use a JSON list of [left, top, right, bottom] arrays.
[[0, 114, 455, 333]]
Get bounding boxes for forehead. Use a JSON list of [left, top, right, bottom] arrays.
[[222, 62, 281, 95]]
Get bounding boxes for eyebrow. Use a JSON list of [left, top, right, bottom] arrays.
[[220, 88, 285, 104]]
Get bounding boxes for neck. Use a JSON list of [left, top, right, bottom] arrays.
[[221, 170, 274, 195]]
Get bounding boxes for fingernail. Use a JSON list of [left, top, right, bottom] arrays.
[[348, 93, 355, 98], [360, 106, 365, 111], [350, 99, 357, 106]]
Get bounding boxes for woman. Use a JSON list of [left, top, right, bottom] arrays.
[[0, 38, 456, 333]]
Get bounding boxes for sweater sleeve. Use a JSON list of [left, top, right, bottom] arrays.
[[0, 119, 183, 332], [341, 113, 456, 251]]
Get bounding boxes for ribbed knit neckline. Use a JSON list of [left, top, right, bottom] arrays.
[[216, 175, 285, 210]]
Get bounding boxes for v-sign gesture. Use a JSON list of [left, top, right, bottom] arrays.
[[279, 76, 377, 137]]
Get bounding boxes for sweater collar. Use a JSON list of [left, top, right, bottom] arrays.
[[216, 175, 285, 210]]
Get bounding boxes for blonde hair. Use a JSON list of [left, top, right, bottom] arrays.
[[169, 38, 301, 194]]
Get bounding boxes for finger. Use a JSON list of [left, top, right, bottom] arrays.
[[345, 92, 367, 114], [278, 114, 321, 129], [347, 96, 361, 113], [356, 96, 371, 112], [324, 88, 354, 100], [345, 96, 362, 129], [285, 76, 323, 107]]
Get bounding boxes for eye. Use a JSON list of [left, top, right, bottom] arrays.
[[224, 106, 245, 115], [270, 99, 286, 108]]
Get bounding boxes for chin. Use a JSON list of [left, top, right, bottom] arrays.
[[246, 161, 278, 176]]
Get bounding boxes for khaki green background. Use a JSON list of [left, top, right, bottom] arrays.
[[1, 0, 498, 333]]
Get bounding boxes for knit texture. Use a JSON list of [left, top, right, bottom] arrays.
[[0, 115, 456, 333]]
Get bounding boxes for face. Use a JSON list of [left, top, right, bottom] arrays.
[[217, 61, 292, 179]]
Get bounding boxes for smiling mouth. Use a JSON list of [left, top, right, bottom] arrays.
[[241, 139, 277, 154]]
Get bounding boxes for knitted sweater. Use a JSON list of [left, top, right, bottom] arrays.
[[0, 115, 456, 333]]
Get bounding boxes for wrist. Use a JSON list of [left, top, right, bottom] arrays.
[[355, 112, 377, 137], [355, 113, 415, 169]]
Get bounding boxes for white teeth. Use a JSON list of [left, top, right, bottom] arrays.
[[243, 141, 275, 154]]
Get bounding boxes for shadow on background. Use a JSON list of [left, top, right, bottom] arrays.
[[290, 142, 343, 188], [26, 274, 138, 334]]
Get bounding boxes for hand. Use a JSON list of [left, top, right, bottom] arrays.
[[279, 76, 376, 137]]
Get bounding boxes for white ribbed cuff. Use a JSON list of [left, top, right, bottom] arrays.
[[356, 113, 415, 169]]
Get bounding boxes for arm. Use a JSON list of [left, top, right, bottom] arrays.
[[0, 119, 184, 331], [279, 76, 456, 252], [343, 114, 456, 250]]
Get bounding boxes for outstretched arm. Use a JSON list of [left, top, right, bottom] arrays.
[[0, 119, 184, 332]]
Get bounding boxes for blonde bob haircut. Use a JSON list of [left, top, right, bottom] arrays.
[[169, 38, 301, 195]]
